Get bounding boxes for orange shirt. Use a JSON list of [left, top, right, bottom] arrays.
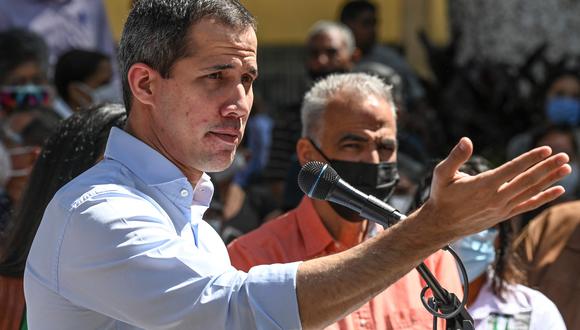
[[228, 197, 463, 330]]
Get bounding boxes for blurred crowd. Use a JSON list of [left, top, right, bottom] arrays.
[[0, 0, 579, 329]]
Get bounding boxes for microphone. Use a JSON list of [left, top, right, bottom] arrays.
[[298, 161, 406, 227]]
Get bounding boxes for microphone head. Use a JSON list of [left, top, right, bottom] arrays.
[[298, 161, 340, 200]]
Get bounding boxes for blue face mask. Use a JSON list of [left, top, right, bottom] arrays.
[[451, 228, 498, 284], [546, 97, 580, 125]]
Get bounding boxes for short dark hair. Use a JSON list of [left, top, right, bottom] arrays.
[[0, 29, 48, 84], [0, 104, 127, 276], [119, 0, 256, 113], [54, 49, 110, 102], [339, 0, 376, 24]]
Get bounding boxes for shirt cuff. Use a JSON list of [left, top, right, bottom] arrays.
[[246, 261, 302, 330]]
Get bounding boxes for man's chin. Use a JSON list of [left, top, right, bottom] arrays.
[[201, 151, 238, 173]]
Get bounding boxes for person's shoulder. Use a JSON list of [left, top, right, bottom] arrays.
[[51, 158, 148, 213], [511, 284, 560, 314], [512, 284, 566, 327], [233, 210, 300, 246]]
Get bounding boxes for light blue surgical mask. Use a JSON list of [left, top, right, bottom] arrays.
[[451, 228, 498, 284], [546, 97, 580, 125]]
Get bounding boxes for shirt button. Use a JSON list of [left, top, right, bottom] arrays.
[[360, 319, 367, 327], [180, 189, 189, 197]]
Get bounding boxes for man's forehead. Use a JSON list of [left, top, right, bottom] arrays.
[[188, 18, 257, 52], [309, 30, 347, 50]]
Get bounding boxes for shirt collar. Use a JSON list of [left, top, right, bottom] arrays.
[[105, 127, 187, 185], [103, 127, 214, 208], [295, 197, 337, 257]]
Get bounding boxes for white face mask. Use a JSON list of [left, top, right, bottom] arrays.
[[75, 81, 122, 106], [7, 146, 36, 178], [451, 228, 498, 284]]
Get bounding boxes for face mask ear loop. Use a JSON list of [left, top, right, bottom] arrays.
[[308, 138, 332, 163]]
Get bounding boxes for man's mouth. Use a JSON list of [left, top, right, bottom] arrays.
[[208, 129, 241, 145]]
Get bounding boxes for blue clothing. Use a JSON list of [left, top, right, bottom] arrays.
[[233, 114, 273, 187], [0, 0, 116, 69], [24, 127, 301, 330]]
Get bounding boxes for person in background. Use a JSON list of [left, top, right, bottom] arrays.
[[229, 73, 463, 330], [532, 124, 579, 201], [339, 0, 425, 106], [0, 104, 126, 330], [0, 0, 117, 73], [514, 124, 580, 229], [415, 156, 566, 330], [0, 29, 52, 118], [515, 200, 580, 330], [54, 49, 119, 115], [265, 20, 360, 212], [352, 61, 429, 214], [507, 69, 580, 160], [0, 109, 60, 232]]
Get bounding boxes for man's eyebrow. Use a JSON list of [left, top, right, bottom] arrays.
[[338, 134, 368, 143], [202, 64, 258, 78], [204, 64, 234, 71]]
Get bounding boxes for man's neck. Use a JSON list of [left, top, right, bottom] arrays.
[[312, 199, 368, 248], [125, 112, 202, 187]]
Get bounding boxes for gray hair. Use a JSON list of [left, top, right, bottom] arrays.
[[119, 0, 256, 113], [301, 73, 397, 142], [307, 20, 356, 55]]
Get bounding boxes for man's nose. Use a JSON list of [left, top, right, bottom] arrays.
[[361, 148, 381, 164], [315, 53, 329, 66], [220, 83, 251, 118]]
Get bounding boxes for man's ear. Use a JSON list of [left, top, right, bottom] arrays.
[[297, 137, 324, 166], [127, 63, 160, 107]]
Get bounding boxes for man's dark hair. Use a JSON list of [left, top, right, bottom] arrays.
[[54, 49, 110, 102], [0, 29, 48, 84], [119, 0, 257, 113], [339, 0, 376, 24]]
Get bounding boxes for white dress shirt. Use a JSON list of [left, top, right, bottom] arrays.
[[24, 127, 301, 330]]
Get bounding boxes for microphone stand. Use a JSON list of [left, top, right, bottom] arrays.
[[362, 205, 474, 330], [415, 262, 474, 330]]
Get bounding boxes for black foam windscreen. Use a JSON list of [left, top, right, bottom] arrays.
[[298, 161, 340, 200]]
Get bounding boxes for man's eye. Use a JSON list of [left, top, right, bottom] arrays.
[[241, 74, 254, 85], [342, 144, 361, 150], [207, 72, 223, 79]]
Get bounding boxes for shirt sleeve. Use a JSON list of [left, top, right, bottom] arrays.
[[228, 239, 253, 272], [55, 192, 302, 330]]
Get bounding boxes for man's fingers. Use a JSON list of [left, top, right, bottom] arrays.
[[434, 137, 473, 181], [488, 146, 553, 185], [505, 164, 571, 208], [497, 153, 569, 198], [506, 186, 565, 219]]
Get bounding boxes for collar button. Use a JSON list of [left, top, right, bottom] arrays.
[[180, 189, 189, 197]]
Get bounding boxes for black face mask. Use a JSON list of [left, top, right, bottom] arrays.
[[309, 139, 399, 222]]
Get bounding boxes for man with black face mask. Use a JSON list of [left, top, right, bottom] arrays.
[[228, 73, 462, 329], [263, 21, 360, 210]]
